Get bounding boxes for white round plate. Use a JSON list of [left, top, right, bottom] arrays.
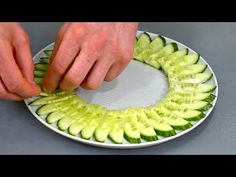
[[24, 31, 218, 149]]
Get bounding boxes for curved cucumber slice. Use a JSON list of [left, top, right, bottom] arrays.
[[39, 57, 50, 64], [109, 122, 124, 144], [94, 118, 111, 142], [30, 93, 75, 106], [36, 98, 75, 115], [167, 91, 216, 102], [136, 111, 158, 141], [123, 115, 141, 143], [80, 117, 101, 140], [34, 70, 47, 77], [169, 73, 213, 84], [68, 114, 92, 136], [134, 33, 152, 60], [44, 50, 53, 57], [135, 35, 166, 62], [172, 110, 205, 121], [155, 107, 192, 130], [34, 77, 43, 85], [35, 63, 49, 71], [170, 82, 217, 93], [168, 64, 207, 75], [144, 109, 176, 137]]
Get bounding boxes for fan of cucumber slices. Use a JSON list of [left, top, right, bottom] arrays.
[[25, 31, 218, 148]]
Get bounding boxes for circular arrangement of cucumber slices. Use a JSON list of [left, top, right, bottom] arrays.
[[25, 31, 218, 148]]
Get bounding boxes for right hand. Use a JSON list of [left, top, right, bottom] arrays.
[[0, 23, 40, 101]]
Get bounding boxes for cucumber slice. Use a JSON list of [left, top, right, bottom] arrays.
[[135, 110, 158, 141], [165, 53, 200, 71], [170, 82, 217, 93], [167, 91, 216, 102], [36, 98, 75, 116], [155, 107, 192, 130], [39, 57, 50, 64], [34, 77, 43, 85], [135, 35, 166, 62], [159, 48, 189, 68], [123, 115, 141, 143], [57, 111, 81, 131], [46, 104, 81, 124], [108, 122, 124, 144], [161, 100, 206, 120], [145, 110, 176, 137], [169, 73, 213, 84], [46, 107, 70, 124], [172, 110, 205, 121], [150, 43, 178, 60], [80, 116, 101, 140], [94, 118, 111, 142], [180, 101, 212, 111], [34, 70, 46, 77], [44, 50, 53, 57], [68, 114, 92, 136], [35, 63, 49, 71], [168, 64, 207, 75], [30, 93, 75, 106], [134, 33, 152, 60], [147, 43, 178, 69]]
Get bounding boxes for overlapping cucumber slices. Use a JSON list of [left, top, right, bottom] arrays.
[[30, 32, 217, 144]]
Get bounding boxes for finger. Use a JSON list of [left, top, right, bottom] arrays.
[[13, 36, 35, 84], [104, 60, 130, 82], [0, 78, 23, 101], [50, 24, 69, 63], [0, 42, 40, 98], [59, 48, 99, 91], [42, 34, 81, 93], [80, 56, 114, 89]]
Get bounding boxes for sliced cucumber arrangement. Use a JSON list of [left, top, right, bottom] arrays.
[[29, 32, 217, 145]]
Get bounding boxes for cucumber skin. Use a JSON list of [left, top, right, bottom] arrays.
[[183, 112, 205, 121], [204, 94, 216, 102], [197, 103, 212, 111], [108, 135, 123, 144], [171, 123, 192, 130], [158, 35, 166, 46], [143, 32, 152, 41], [154, 129, 176, 137], [171, 42, 178, 52], [124, 133, 141, 144], [141, 134, 158, 141]]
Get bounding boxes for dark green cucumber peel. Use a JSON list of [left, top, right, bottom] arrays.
[[203, 94, 216, 102], [124, 133, 141, 144], [140, 134, 158, 141], [40, 57, 50, 64], [183, 112, 205, 121], [44, 50, 53, 57], [171, 42, 179, 52], [158, 35, 166, 46], [154, 129, 176, 137]]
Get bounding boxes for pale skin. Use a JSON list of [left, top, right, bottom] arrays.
[[0, 22, 138, 100]]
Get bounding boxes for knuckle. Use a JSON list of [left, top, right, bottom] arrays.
[[66, 25, 86, 39], [14, 32, 30, 47], [85, 81, 101, 90], [65, 74, 80, 87]]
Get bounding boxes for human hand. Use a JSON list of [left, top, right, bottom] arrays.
[[43, 22, 138, 92], [0, 23, 40, 100]]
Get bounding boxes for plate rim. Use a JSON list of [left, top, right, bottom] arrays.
[[24, 30, 219, 149]]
